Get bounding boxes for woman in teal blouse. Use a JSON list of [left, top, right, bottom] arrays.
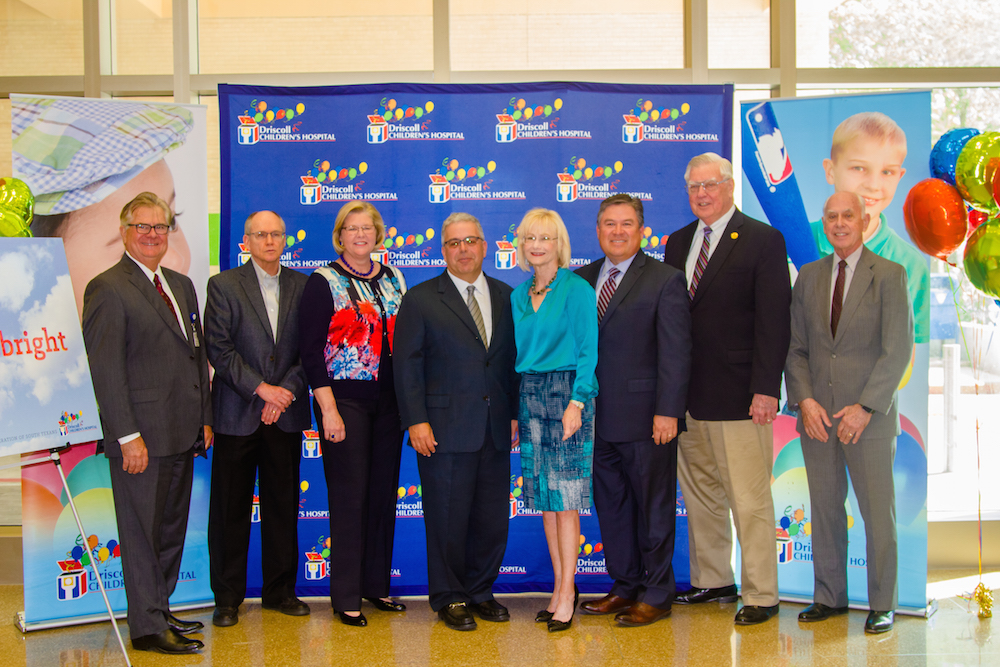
[[511, 208, 598, 633]]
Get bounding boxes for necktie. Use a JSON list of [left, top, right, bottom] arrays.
[[467, 285, 488, 347], [830, 259, 847, 337], [688, 225, 712, 301], [154, 274, 182, 332], [597, 266, 620, 321]]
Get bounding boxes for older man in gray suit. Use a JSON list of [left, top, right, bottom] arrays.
[[204, 211, 310, 628], [785, 191, 913, 635], [83, 192, 213, 654]]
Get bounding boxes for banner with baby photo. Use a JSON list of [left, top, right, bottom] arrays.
[[740, 91, 931, 613], [219, 82, 735, 596], [11, 96, 214, 629]]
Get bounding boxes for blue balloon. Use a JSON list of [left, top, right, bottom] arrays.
[[930, 128, 981, 185]]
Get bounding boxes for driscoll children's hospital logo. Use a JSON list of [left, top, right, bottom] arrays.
[[620, 99, 714, 143], [556, 157, 625, 202], [237, 98, 333, 144], [366, 97, 462, 142], [494, 96, 589, 141], [428, 157, 524, 203], [298, 159, 394, 205], [776, 505, 812, 565]]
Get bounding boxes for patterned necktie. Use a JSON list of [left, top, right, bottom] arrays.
[[688, 225, 713, 301], [830, 259, 847, 337], [466, 285, 488, 347], [154, 274, 181, 332], [597, 266, 620, 321]]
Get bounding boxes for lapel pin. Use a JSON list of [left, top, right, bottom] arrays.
[[730, 231, 739, 240]]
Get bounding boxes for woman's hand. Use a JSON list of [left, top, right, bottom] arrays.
[[562, 402, 582, 441], [313, 386, 346, 442]]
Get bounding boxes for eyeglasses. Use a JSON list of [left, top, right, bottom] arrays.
[[686, 178, 731, 194], [249, 231, 286, 241], [443, 236, 483, 249], [343, 225, 375, 235], [126, 223, 173, 235], [523, 235, 556, 243]]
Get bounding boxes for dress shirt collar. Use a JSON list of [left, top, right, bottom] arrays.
[[698, 204, 737, 235], [599, 252, 637, 284], [250, 256, 281, 284]]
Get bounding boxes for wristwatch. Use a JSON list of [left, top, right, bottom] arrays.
[[861, 405, 875, 414], [569, 399, 585, 410]]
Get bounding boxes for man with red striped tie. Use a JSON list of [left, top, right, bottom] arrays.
[[663, 153, 791, 626], [575, 193, 691, 626]]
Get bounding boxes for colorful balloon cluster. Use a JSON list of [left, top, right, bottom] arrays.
[[309, 159, 368, 184], [628, 99, 690, 123], [0, 176, 34, 238], [499, 96, 562, 121], [314, 536, 332, 560], [578, 533, 603, 557], [376, 98, 433, 122], [396, 484, 421, 499], [776, 505, 812, 539], [383, 226, 435, 250], [639, 226, 663, 250], [906, 128, 1000, 298], [564, 157, 623, 182], [246, 100, 305, 124], [69, 533, 119, 566], [439, 157, 495, 182], [510, 474, 523, 500]]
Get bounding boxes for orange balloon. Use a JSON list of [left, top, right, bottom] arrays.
[[903, 178, 969, 260]]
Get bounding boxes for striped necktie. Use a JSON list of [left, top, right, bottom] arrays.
[[597, 266, 620, 321], [467, 285, 488, 347], [688, 225, 713, 301]]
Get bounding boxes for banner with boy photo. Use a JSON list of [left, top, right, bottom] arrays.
[[740, 90, 930, 612]]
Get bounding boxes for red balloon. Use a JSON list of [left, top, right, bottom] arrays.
[[903, 178, 969, 260], [969, 208, 989, 236]]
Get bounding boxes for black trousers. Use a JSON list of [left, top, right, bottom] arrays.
[[318, 389, 404, 611], [109, 448, 193, 638], [416, 429, 510, 612], [592, 433, 678, 609], [208, 424, 302, 607]]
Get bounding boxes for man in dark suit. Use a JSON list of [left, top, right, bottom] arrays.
[[204, 210, 310, 627], [663, 153, 791, 626], [785, 192, 913, 634], [575, 194, 691, 627], [394, 212, 519, 631], [82, 192, 212, 654]]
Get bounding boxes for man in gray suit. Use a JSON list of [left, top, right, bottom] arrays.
[[204, 211, 310, 627], [82, 192, 213, 654], [785, 191, 913, 635]]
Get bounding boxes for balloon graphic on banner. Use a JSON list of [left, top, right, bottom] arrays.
[[930, 128, 980, 185], [963, 219, 1000, 298], [0, 176, 34, 237], [955, 131, 1000, 214], [902, 178, 969, 260]]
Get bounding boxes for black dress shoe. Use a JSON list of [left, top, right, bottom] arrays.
[[547, 607, 575, 633], [535, 609, 553, 623], [132, 628, 204, 654], [167, 613, 204, 634], [213, 606, 239, 627], [262, 597, 311, 616], [472, 599, 510, 622], [364, 597, 406, 612], [336, 611, 368, 627], [798, 603, 849, 622], [675, 584, 739, 605], [438, 602, 477, 631], [865, 610, 894, 634], [734, 604, 780, 625]]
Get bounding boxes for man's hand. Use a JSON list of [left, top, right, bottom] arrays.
[[749, 393, 779, 425], [799, 398, 832, 442], [652, 415, 677, 445], [256, 382, 294, 410], [261, 401, 284, 425], [204, 425, 214, 450], [122, 437, 149, 474], [562, 403, 582, 441], [409, 422, 437, 456], [833, 403, 872, 445]]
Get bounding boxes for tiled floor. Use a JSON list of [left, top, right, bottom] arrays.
[[1, 571, 996, 666]]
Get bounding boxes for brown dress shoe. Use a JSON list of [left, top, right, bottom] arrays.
[[579, 594, 636, 615], [615, 601, 672, 627]]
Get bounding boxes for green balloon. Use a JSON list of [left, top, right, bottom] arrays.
[[349, 167, 357, 179], [0, 177, 34, 237], [446, 170, 455, 181], [956, 131, 1000, 214], [415, 107, 423, 118], [640, 238, 648, 248], [671, 108, 680, 120], [254, 112, 263, 122], [964, 219, 1000, 297], [415, 234, 424, 245], [512, 488, 521, 497], [788, 523, 799, 536], [477, 167, 486, 178], [573, 169, 583, 180], [286, 236, 294, 247], [286, 110, 295, 120], [513, 110, 522, 120], [639, 111, 648, 122], [544, 105, 552, 116], [317, 172, 326, 182]]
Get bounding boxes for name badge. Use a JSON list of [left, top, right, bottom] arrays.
[[189, 313, 200, 347]]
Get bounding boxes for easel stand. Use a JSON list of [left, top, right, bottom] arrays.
[[7, 445, 132, 667]]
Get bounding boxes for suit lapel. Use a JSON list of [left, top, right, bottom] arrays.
[[486, 275, 505, 352], [162, 269, 194, 349], [239, 261, 273, 342], [812, 254, 836, 340], [123, 256, 188, 345], [835, 248, 875, 345], [691, 211, 744, 307], [601, 253, 644, 326], [438, 271, 482, 343], [275, 267, 295, 345]]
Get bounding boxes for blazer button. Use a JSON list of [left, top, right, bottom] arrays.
[[483, 395, 489, 401], [485, 361, 490, 367], [831, 353, 837, 359], [270, 355, 275, 361], [194, 384, 199, 389]]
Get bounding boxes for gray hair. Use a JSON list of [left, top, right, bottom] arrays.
[[441, 212, 485, 241], [684, 152, 734, 183]]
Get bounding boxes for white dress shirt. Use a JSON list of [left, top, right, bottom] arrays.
[[448, 270, 493, 347], [684, 205, 737, 288]]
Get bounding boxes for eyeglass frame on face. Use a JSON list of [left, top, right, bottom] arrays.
[[442, 235, 484, 249], [248, 231, 287, 241], [342, 225, 376, 235], [126, 222, 174, 235], [523, 234, 557, 243], [686, 178, 732, 194]]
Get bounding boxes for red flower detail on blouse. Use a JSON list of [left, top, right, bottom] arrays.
[[329, 308, 368, 348]]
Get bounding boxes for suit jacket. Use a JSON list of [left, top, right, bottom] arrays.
[[82, 254, 212, 457], [785, 247, 914, 440], [394, 270, 519, 453], [204, 261, 310, 436], [663, 209, 792, 421], [576, 252, 692, 442]]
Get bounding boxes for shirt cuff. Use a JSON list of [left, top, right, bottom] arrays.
[[119, 432, 141, 446]]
